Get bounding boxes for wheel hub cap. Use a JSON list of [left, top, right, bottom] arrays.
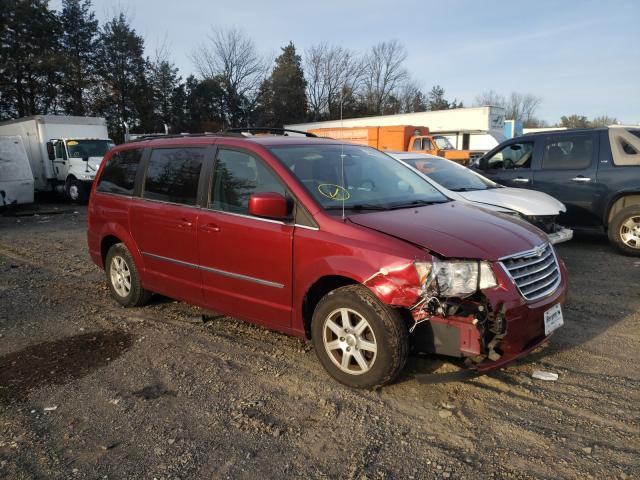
[[322, 308, 377, 375], [620, 215, 640, 249], [109, 256, 131, 297]]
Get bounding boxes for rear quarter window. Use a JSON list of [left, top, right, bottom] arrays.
[[96, 148, 143, 195], [609, 129, 640, 166]]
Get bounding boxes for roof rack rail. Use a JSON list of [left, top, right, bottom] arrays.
[[226, 127, 317, 137], [127, 132, 243, 142]]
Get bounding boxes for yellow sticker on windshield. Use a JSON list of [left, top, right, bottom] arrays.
[[67, 140, 78, 145], [317, 184, 350, 201]]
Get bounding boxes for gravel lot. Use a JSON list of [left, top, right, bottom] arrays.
[[1, 204, 638, 479]]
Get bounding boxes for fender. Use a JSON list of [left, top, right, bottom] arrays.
[[604, 191, 640, 225], [292, 252, 425, 333], [98, 221, 145, 273]]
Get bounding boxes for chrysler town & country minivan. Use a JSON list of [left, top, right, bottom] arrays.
[[87, 132, 567, 388]]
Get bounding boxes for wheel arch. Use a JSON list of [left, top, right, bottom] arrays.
[[606, 193, 640, 227], [301, 275, 359, 338]]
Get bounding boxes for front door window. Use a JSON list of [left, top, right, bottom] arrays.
[[486, 142, 534, 170]]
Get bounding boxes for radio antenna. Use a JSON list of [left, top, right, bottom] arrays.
[[340, 87, 346, 221]]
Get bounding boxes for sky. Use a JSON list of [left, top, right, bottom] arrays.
[[50, 0, 640, 125]]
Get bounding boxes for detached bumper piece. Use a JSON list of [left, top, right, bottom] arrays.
[[547, 227, 573, 244]]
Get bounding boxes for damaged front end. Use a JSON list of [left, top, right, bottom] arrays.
[[364, 258, 514, 369]]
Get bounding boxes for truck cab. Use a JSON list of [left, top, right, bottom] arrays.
[[47, 138, 114, 202], [407, 134, 481, 164]]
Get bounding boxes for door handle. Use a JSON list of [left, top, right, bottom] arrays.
[[571, 176, 591, 183], [513, 177, 530, 184], [200, 223, 220, 233], [177, 218, 193, 228]]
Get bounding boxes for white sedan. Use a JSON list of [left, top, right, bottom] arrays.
[[388, 152, 573, 244]]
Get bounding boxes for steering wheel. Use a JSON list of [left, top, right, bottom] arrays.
[[357, 180, 375, 191]]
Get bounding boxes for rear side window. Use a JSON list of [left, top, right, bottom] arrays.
[[541, 135, 593, 170], [96, 148, 143, 195], [210, 149, 285, 214], [143, 148, 204, 205]]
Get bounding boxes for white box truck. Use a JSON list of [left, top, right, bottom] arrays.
[[0, 135, 34, 207], [0, 115, 114, 202]]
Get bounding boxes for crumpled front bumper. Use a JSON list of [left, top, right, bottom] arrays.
[[409, 256, 568, 372]]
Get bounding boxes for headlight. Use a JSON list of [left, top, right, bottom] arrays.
[[415, 260, 498, 297]]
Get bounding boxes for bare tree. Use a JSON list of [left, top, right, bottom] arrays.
[[190, 27, 268, 125], [361, 40, 408, 115], [304, 43, 362, 120], [397, 80, 426, 113], [474, 90, 542, 125], [474, 89, 506, 108]]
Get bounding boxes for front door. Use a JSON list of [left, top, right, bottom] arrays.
[[532, 132, 602, 226], [197, 147, 294, 327], [480, 140, 535, 188], [52, 140, 68, 180], [129, 146, 208, 303]]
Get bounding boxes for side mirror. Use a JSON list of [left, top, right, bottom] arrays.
[[248, 192, 289, 219], [46, 142, 55, 160], [82, 155, 89, 162], [478, 156, 489, 170]]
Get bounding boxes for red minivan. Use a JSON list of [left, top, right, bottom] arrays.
[[87, 133, 567, 388]]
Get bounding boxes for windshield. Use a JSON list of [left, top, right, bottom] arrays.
[[433, 136, 455, 150], [66, 139, 115, 158], [401, 156, 498, 191], [269, 145, 448, 212]]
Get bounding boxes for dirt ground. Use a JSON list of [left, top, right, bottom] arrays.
[[0, 203, 638, 479]]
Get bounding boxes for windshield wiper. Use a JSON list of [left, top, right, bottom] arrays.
[[449, 187, 485, 192], [388, 199, 449, 209], [325, 204, 388, 211]]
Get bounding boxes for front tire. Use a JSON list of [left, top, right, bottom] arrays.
[[66, 178, 87, 203], [105, 243, 151, 307], [608, 205, 640, 256], [311, 285, 409, 389]]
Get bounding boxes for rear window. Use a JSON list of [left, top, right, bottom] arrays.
[[142, 148, 205, 205], [541, 135, 593, 170], [96, 148, 143, 195]]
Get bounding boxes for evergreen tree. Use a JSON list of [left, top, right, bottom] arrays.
[[260, 42, 307, 127], [184, 75, 225, 132], [427, 85, 462, 111], [59, 0, 98, 116], [0, 0, 61, 118], [149, 56, 181, 131], [93, 13, 148, 141]]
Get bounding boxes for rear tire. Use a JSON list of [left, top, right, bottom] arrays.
[[105, 243, 151, 307], [311, 285, 409, 389], [608, 205, 640, 256]]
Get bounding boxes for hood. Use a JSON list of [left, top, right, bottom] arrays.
[[87, 156, 103, 172], [348, 201, 547, 261], [458, 187, 565, 216]]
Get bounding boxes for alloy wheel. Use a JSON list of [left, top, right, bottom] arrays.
[[620, 215, 640, 249], [109, 255, 132, 297], [322, 308, 377, 375]]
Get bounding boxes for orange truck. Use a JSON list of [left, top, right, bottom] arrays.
[[308, 125, 479, 165]]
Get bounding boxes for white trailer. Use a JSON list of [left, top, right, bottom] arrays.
[[286, 106, 507, 152], [0, 135, 34, 206], [0, 115, 114, 202]]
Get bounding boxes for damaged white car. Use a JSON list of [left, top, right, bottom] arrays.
[[389, 152, 573, 244]]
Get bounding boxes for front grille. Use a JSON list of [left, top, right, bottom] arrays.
[[500, 243, 561, 301]]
